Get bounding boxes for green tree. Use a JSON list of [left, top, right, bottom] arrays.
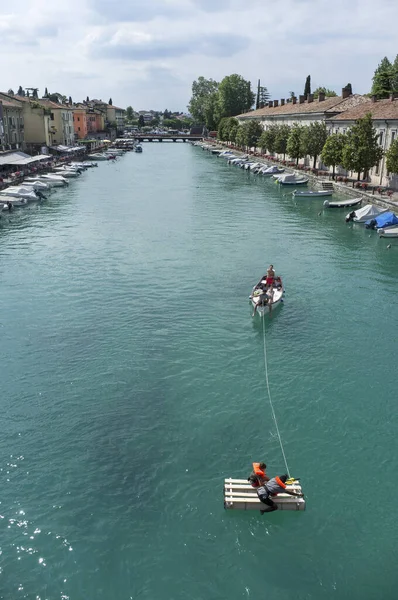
[[69, 96, 72, 104], [287, 124, 306, 165], [44, 87, 49, 97], [258, 124, 279, 153], [313, 87, 337, 99], [217, 74, 255, 118], [391, 55, 398, 92], [305, 122, 328, 168], [304, 75, 311, 97], [235, 125, 246, 149], [203, 91, 220, 130], [126, 106, 134, 121], [342, 113, 384, 180], [138, 115, 145, 128], [109, 98, 113, 105], [386, 138, 398, 175], [321, 132, 346, 177], [228, 118, 239, 143], [17, 85, 24, 96], [242, 120, 263, 149], [371, 57, 393, 98], [256, 80, 270, 109], [86, 96, 89, 102], [188, 76, 219, 126], [217, 117, 233, 141], [274, 124, 290, 158]]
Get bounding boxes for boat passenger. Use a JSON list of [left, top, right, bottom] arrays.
[[266, 265, 275, 289], [248, 462, 270, 487], [257, 474, 303, 513], [252, 290, 269, 317]]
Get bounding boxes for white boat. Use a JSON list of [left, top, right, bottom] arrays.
[[0, 195, 28, 207], [87, 153, 108, 161], [324, 198, 362, 208], [72, 161, 97, 168], [261, 165, 284, 176], [345, 203, 388, 223], [249, 275, 285, 316], [40, 174, 69, 186], [276, 173, 309, 185], [378, 226, 398, 238], [293, 189, 333, 198], [54, 168, 80, 178], [22, 180, 51, 191], [0, 186, 38, 201]]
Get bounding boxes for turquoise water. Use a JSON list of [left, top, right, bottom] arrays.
[[1, 146, 398, 600]]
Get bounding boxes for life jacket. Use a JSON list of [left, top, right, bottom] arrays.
[[252, 462, 266, 478], [275, 476, 286, 489]]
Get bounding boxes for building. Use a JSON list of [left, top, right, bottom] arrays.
[[237, 88, 398, 188], [331, 94, 398, 188], [0, 92, 51, 152], [38, 100, 74, 146], [72, 105, 88, 139], [106, 104, 125, 133], [0, 97, 24, 151]]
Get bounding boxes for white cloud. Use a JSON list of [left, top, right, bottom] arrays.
[[1, 0, 397, 110]]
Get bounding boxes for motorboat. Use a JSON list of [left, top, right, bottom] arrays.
[[135, 145, 143, 153], [345, 203, 388, 223], [22, 180, 51, 191], [276, 173, 309, 185], [324, 197, 362, 208], [72, 161, 97, 168], [0, 195, 28, 207], [87, 153, 109, 160], [379, 226, 398, 238], [39, 174, 69, 186], [249, 275, 285, 316], [260, 165, 284, 176], [54, 168, 80, 177], [0, 186, 38, 201], [218, 150, 234, 158], [293, 189, 333, 198], [365, 211, 398, 230]]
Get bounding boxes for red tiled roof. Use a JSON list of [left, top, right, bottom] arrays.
[[238, 95, 368, 118], [0, 99, 23, 109], [332, 98, 398, 121], [107, 104, 125, 111]]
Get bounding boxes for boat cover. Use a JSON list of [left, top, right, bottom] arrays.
[[263, 165, 279, 173], [365, 211, 398, 229], [352, 204, 386, 221]]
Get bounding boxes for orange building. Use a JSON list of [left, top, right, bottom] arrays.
[[73, 107, 88, 139]]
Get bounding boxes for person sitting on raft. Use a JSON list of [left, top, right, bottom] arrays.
[[248, 462, 270, 487], [257, 474, 303, 513]]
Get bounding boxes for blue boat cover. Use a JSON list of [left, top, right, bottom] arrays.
[[365, 211, 398, 228]]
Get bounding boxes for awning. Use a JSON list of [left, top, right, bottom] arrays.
[[0, 152, 52, 166]]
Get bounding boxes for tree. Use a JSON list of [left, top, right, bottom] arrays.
[[86, 96, 89, 102], [26, 90, 29, 97], [44, 87, 49, 97], [313, 87, 337, 99], [256, 80, 270, 109], [217, 117, 229, 141], [163, 109, 171, 119], [203, 91, 220, 130], [217, 74, 255, 118], [188, 76, 219, 126], [386, 139, 398, 175], [287, 124, 306, 165], [342, 113, 384, 180], [32, 88, 39, 99], [109, 98, 113, 105], [17, 86, 24, 96], [69, 96, 72, 104], [228, 118, 239, 143], [126, 106, 134, 121], [305, 122, 328, 168], [235, 125, 246, 149], [258, 124, 279, 153], [304, 75, 311, 97], [391, 55, 398, 93], [242, 120, 263, 149], [138, 115, 145, 127], [371, 57, 393, 98], [321, 133, 346, 177], [274, 124, 290, 159]]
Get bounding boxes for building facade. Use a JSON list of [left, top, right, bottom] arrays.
[[106, 105, 126, 133], [72, 106, 88, 139], [238, 89, 398, 188], [0, 97, 24, 151]]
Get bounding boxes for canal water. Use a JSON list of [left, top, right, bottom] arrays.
[[1, 145, 397, 600]]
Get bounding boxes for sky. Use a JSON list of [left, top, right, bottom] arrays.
[[1, 0, 397, 111]]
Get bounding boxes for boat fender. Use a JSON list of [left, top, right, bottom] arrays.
[[323, 200, 329, 207]]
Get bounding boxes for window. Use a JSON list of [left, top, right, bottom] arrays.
[[391, 131, 397, 145], [379, 131, 384, 146], [51, 112, 54, 121], [78, 127, 80, 131], [375, 162, 380, 175], [77, 117, 80, 122]]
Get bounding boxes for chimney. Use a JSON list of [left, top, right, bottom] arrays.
[[273, 100, 279, 107], [292, 96, 297, 105], [268, 101, 273, 108], [299, 95, 305, 104], [342, 87, 351, 99], [281, 99, 285, 106], [371, 95, 377, 103], [307, 94, 314, 103], [318, 91, 325, 102]]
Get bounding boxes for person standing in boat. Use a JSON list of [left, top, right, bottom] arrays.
[[265, 265, 275, 290]]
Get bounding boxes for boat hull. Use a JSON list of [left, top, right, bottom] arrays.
[[249, 277, 284, 316], [324, 198, 362, 208]]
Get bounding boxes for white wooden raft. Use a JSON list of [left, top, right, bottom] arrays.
[[224, 478, 306, 511]]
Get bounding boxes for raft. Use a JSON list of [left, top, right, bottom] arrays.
[[224, 478, 306, 511]]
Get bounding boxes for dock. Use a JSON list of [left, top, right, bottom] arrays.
[[224, 478, 306, 511]]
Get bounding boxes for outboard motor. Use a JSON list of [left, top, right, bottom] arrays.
[[365, 218, 376, 230], [36, 190, 47, 200], [345, 211, 355, 223]]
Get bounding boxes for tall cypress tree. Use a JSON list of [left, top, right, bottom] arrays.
[[304, 75, 311, 97], [391, 55, 398, 93], [371, 57, 392, 98]]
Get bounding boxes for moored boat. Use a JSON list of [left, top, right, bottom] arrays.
[[324, 197, 362, 208], [365, 211, 398, 230], [249, 275, 284, 316], [0, 186, 38, 201], [378, 225, 398, 237], [293, 189, 333, 198], [276, 173, 309, 186], [345, 203, 388, 223], [261, 165, 284, 176]]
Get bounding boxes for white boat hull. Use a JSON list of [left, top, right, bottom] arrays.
[[378, 226, 398, 237], [293, 190, 332, 198], [249, 277, 284, 316]]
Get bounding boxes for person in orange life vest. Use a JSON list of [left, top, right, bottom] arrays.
[[248, 462, 270, 488], [257, 474, 303, 513]]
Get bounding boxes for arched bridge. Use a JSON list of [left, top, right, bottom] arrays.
[[134, 134, 204, 143]]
